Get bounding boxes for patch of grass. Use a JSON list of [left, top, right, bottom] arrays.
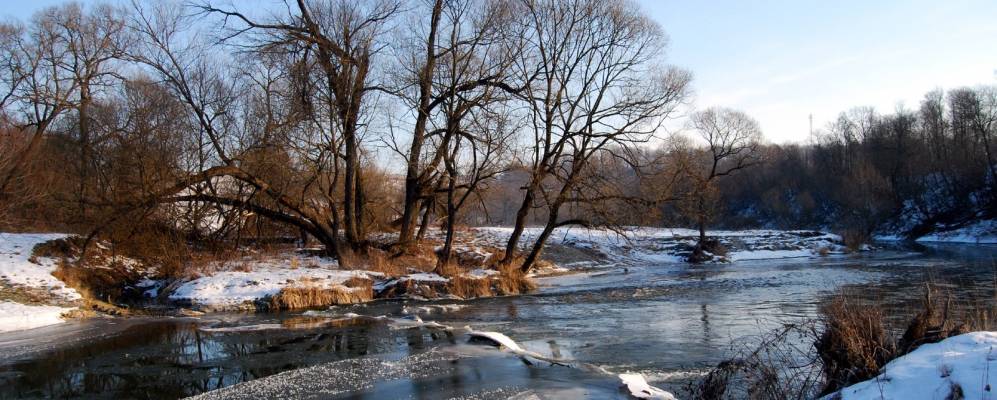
[[446, 275, 495, 299], [495, 264, 537, 295], [816, 292, 897, 394], [692, 282, 997, 399], [839, 229, 870, 252], [267, 278, 373, 310]]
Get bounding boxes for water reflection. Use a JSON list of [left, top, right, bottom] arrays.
[[0, 316, 441, 399]]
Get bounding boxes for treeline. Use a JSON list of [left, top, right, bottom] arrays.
[[3, 1, 990, 272], [713, 86, 997, 239], [468, 85, 997, 243], [0, 0, 707, 272]]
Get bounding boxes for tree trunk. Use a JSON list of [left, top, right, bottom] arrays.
[[501, 180, 537, 266], [78, 82, 91, 223], [416, 198, 433, 241], [520, 208, 559, 273], [398, 0, 444, 248]]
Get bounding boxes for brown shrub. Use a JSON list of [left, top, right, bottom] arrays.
[[897, 285, 990, 354], [340, 247, 432, 277], [838, 229, 869, 252], [690, 322, 823, 400], [268, 282, 373, 310], [695, 283, 997, 399], [816, 293, 896, 394], [447, 275, 495, 299], [817, 283, 994, 395], [495, 264, 537, 295]]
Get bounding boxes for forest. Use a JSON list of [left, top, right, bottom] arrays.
[[2, 1, 995, 269]]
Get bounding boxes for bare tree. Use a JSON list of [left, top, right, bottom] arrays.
[[499, 0, 691, 273], [393, 0, 526, 250], [0, 3, 128, 225], [682, 107, 762, 248]]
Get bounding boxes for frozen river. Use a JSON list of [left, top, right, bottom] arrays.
[[1, 243, 995, 399]]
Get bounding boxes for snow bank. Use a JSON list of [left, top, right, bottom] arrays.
[[0, 301, 74, 332], [831, 331, 997, 400], [169, 263, 371, 307], [475, 227, 845, 265], [0, 233, 81, 302], [915, 219, 997, 244]]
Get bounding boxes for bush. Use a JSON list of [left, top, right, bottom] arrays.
[[694, 283, 997, 399], [267, 278, 373, 310], [816, 293, 896, 394]]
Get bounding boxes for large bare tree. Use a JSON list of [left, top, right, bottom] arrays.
[[499, 0, 691, 272]]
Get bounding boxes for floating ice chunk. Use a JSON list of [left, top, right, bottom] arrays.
[[467, 330, 524, 352], [618, 373, 676, 400]]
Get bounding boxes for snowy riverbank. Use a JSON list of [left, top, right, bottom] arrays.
[[828, 331, 997, 400], [1, 227, 853, 327], [0, 233, 81, 332], [475, 227, 849, 264]]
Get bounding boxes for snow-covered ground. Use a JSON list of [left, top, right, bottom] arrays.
[[474, 227, 847, 265], [0, 233, 81, 302], [168, 254, 463, 309], [1, 227, 852, 316], [829, 331, 997, 400], [166, 252, 383, 309], [168, 263, 376, 309], [0, 301, 75, 332], [0, 233, 81, 332], [914, 219, 997, 244]]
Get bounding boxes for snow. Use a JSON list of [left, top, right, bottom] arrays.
[[402, 304, 466, 315], [830, 331, 997, 400], [401, 272, 449, 282], [0, 301, 74, 332], [618, 373, 677, 400], [915, 219, 997, 244], [465, 269, 499, 279], [169, 263, 371, 307], [0, 233, 81, 302], [474, 227, 847, 265], [468, 330, 524, 352], [727, 249, 816, 261]]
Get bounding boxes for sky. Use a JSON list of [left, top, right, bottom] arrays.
[[640, 0, 997, 142], [5, 0, 997, 143]]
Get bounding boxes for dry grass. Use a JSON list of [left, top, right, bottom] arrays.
[[839, 229, 870, 252], [268, 279, 373, 310], [818, 284, 995, 394], [340, 247, 435, 277], [495, 264, 537, 295], [46, 246, 146, 304], [693, 282, 997, 399], [446, 275, 496, 299], [435, 255, 537, 299], [816, 293, 897, 394]]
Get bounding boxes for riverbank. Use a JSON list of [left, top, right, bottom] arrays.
[[0, 227, 854, 332]]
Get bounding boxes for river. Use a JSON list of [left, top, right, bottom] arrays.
[[1, 243, 994, 399]]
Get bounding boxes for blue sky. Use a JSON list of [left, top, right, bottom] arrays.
[[6, 0, 997, 142], [640, 0, 997, 142]]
